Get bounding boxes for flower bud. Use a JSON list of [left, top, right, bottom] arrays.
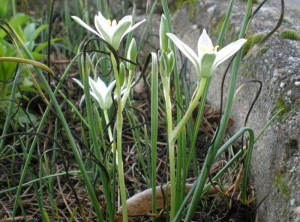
[[126, 38, 137, 70], [160, 51, 168, 75], [159, 14, 168, 52], [160, 50, 174, 77]]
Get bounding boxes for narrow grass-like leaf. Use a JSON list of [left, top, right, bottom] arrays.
[[150, 52, 158, 217]]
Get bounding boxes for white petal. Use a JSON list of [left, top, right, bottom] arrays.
[[72, 78, 98, 102], [89, 77, 106, 109], [71, 16, 101, 37], [110, 20, 132, 49], [119, 15, 133, 23], [115, 16, 133, 32], [215, 39, 247, 67], [198, 29, 213, 54], [72, 78, 84, 89], [96, 12, 109, 29], [167, 33, 199, 70], [107, 80, 116, 93], [123, 19, 146, 36], [95, 77, 108, 91], [94, 15, 111, 42]]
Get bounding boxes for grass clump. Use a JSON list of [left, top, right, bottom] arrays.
[[272, 95, 295, 122], [213, 14, 231, 36], [243, 33, 266, 55], [274, 173, 291, 199], [280, 29, 300, 41], [241, 0, 258, 3]]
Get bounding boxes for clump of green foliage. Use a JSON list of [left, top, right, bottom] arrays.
[[242, 0, 258, 3], [175, 0, 198, 18], [273, 96, 296, 122], [176, 0, 198, 9], [213, 14, 231, 36], [274, 173, 291, 199], [243, 33, 266, 55], [280, 29, 300, 41], [0, 1, 53, 130]]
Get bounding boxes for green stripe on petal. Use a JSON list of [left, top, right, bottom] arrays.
[[111, 21, 132, 49], [200, 53, 216, 78], [94, 16, 112, 45]]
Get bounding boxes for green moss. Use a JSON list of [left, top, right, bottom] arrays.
[[176, 0, 198, 18], [280, 30, 300, 41], [272, 96, 292, 122], [241, 0, 258, 3], [274, 173, 290, 199], [259, 45, 269, 54], [243, 33, 266, 55], [212, 15, 231, 36]]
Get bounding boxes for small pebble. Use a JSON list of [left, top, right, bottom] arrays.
[[294, 206, 300, 214], [192, 24, 198, 30], [207, 5, 216, 12], [291, 199, 295, 206], [280, 82, 285, 88], [295, 81, 300, 86]]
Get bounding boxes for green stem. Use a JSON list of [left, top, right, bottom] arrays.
[[121, 69, 133, 109], [111, 53, 128, 221], [104, 109, 113, 142], [150, 52, 158, 219], [169, 78, 207, 144], [162, 77, 175, 219], [103, 109, 113, 171], [168, 77, 207, 221]]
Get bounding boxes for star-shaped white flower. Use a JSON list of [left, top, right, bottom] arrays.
[[72, 12, 145, 50], [167, 29, 247, 78], [73, 77, 116, 110]]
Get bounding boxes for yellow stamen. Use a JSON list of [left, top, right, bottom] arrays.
[[213, 45, 219, 52], [112, 20, 117, 27], [200, 44, 219, 53], [107, 19, 118, 28]]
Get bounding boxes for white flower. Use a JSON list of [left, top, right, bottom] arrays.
[[167, 29, 247, 78], [72, 12, 146, 50], [73, 77, 116, 110]]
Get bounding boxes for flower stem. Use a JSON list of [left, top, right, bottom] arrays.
[[104, 110, 113, 142], [111, 53, 128, 221], [169, 77, 207, 221], [169, 78, 207, 145], [121, 69, 133, 109], [162, 77, 175, 219]]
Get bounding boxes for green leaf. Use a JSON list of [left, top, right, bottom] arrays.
[[16, 109, 38, 125], [34, 38, 62, 53], [7, 14, 29, 41], [19, 85, 37, 94], [30, 52, 47, 60], [24, 23, 36, 41], [0, 0, 9, 18], [33, 24, 48, 40], [25, 40, 34, 51]]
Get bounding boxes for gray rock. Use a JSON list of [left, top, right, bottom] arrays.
[[171, 0, 300, 221]]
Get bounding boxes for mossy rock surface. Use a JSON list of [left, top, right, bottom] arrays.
[[171, 1, 300, 221]]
